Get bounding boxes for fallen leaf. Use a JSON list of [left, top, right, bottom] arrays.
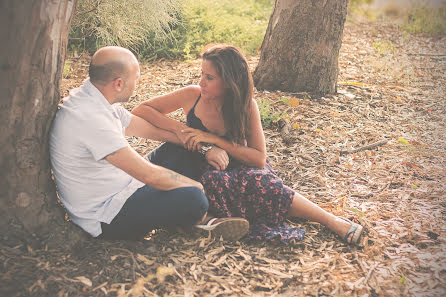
[[350, 208, 366, 216], [398, 137, 409, 145], [75, 276, 92, 287], [399, 275, 407, 284], [130, 278, 145, 296], [280, 96, 290, 106], [137, 254, 155, 266], [289, 98, 299, 107], [117, 284, 126, 297], [339, 81, 373, 87], [156, 266, 176, 283]]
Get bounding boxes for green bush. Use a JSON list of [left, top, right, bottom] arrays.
[[68, 0, 274, 60], [372, 39, 396, 55], [257, 98, 287, 128], [139, 0, 273, 60], [347, 0, 446, 35], [182, 0, 273, 58], [347, 0, 377, 22], [402, 5, 446, 35], [68, 0, 180, 54]]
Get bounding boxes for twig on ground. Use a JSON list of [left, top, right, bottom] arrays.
[[340, 139, 388, 155], [351, 175, 393, 199], [406, 53, 446, 57], [364, 262, 379, 286]]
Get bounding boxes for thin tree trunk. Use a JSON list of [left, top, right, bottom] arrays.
[[253, 0, 349, 95], [0, 0, 84, 247]]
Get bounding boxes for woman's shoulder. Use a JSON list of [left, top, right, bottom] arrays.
[[250, 98, 259, 111], [182, 85, 201, 98], [180, 85, 201, 114]]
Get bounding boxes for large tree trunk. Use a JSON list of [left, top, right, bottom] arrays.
[[0, 0, 83, 247], [253, 0, 349, 95]]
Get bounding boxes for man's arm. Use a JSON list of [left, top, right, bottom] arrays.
[[105, 145, 203, 191], [125, 115, 182, 146], [131, 86, 200, 146]]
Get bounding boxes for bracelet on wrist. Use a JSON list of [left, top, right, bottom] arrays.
[[199, 143, 214, 156]]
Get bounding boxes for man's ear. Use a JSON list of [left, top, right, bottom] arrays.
[[112, 77, 125, 92]]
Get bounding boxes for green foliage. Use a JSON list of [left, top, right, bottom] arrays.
[[180, 0, 273, 58], [402, 5, 446, 35], [63, 61, 72, 79], [347, 0, 446, 36], [347, 0, 377, 22], [69, 0, 274, 60], [139, 0, 273, 60], [348, 0, 375, 14], [349, 0, 374, 7], [399, 275, 407, 284], [281, 96, 291, 107], [372, 39, 396, 55], [257, 99, 287, 128], [69, 0, 180, 54]]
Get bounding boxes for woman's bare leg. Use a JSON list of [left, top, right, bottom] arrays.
[[287, 192, 357, 242]]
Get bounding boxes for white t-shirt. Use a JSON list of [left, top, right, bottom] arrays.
[[49, 79, 144, 237]]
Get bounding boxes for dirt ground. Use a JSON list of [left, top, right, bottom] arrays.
[[1, 21, 445, 297]]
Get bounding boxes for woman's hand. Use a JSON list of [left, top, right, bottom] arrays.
[[174, 123, 192, 148], [205, 147, 229, 171], [182, 127, 217, 151]]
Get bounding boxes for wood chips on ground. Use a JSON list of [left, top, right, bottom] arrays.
[[1, 22, 445, 296]]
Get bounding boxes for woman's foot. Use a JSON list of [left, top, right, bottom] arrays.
[[195, 217, 249, 241], [335, 217, 363, 245]]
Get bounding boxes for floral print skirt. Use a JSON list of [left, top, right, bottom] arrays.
[[201, 161, 305, 243]]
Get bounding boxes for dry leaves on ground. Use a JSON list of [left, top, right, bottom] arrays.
[[1, 22, 445, 297]]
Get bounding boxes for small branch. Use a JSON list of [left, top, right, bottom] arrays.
[[0, 244, 23, 255], [340, 139, 388, 156], [351, 176, 393, 199], [74, 0, 103, 18], [406, 53, 446, 57], [74, 7, 98, 18], [364, 262, 379, 286]]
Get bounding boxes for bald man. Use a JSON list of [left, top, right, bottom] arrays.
[[49, 46, 248, 241]]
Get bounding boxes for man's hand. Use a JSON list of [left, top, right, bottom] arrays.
[[205, 147, 229, 171], [105, 145, 204, 191], [181, 127, 217, 151]]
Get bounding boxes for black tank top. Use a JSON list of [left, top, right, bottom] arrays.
[[186, 94, 208, 132], [186, 94, 241, 169]]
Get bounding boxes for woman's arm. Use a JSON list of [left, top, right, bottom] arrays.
[[125, 115, 181, 145], [182, 100, 267, 168], [131, 86, 200, 145]]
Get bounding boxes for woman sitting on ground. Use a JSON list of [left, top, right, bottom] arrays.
[[132, 44, 363, 244]]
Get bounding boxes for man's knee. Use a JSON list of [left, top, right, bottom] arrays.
[[180, 187, 209, 220]]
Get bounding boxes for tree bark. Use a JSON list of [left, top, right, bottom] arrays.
[[0, 0, 84, 247], [253, 0, 349, 95]]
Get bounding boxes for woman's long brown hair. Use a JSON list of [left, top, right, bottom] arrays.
[[202, 44, 253, 145]]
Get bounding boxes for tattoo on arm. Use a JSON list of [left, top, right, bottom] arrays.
[[167, 170, 181, 181]]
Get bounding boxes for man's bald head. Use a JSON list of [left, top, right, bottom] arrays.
[[89, 46, 138, 86]]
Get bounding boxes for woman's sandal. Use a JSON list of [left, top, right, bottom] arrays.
[[195, 217, 249, 241], [339, 217, 363, 245]]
